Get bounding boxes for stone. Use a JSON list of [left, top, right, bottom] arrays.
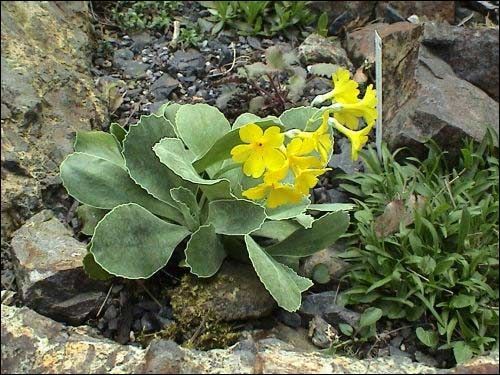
[[150, 74, 180, 101], [329, 137, 365, 174], [130, 31, 153, 54], [384, 45, 499, 154], [276, 309, 302, 328], [170, 260, 277, 323], [299, 291, 361, 327], [169, 49, 206, 77], [376, 1, 455, 24], [422, 21, 499, 101], [2, 304, 499, 373], [309, 1, 377, 35], [264, 323, 318, 352], [300, 243, 350, 282], [308, 315, 337, 349], [120, 60, 149, 79], [1, 1, 107, 247], [1, 304, 145, 373], [346, 22, 499, 153], [298, 33, 353, 69], [10, 210, 109, 325]]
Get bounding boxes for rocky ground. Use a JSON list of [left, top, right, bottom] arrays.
[[1, 1, 499, 373]]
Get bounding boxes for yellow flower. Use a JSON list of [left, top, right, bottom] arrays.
[[278, 138, 323, 178], [230, 124, 285, 178], [331, 68, 360, 104], [295, 168, 330, 195], [332, 118, 374, 161], [242, 170, 303, 208], [334, 84, 377, 130], [297, 111, 333, 163]]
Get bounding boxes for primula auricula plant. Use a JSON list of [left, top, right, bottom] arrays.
[[60, 67, 376, 311]]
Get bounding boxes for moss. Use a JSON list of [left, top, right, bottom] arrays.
[[136, 322, 179, 348], [167, 274, 240, 350]]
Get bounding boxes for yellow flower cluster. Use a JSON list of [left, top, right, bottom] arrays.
[[230, 114, 331, 208], [318, 68, 378, 160]]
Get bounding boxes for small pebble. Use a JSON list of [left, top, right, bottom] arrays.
[[104, 305, 118, 320]]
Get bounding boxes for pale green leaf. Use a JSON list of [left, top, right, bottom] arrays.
[[309, 63, 339, 78], [416, 327, 439, 348], [265, 197, 310, 221], [245, 235, 313, 311], [91, 203, 190, 279], [251, 220, 301, 241], [307, 203, 356, 212], [185, 224, 226, 277], [74, 131, 124, 168], [60, 153, 182, 221], [295, 213, 314, 228], [170, 187, 200, 231], [123, 114, 189, 206], [266, 211, 349, 257], [279, 106, 322, 131], [110, 123, 127, 146], [208, 199, 266, 235], [76, 205, 108, 236], [453, 341, 473, 363], [359, 307, 383, 328]]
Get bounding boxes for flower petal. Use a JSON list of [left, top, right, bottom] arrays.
[[263, 148, 286, 171], [243, 183, 269, 201], [243, 152, 266, 178], [239, 123, 263, 143], [262, 126, 284, 148], [231, 144, 253, 163]]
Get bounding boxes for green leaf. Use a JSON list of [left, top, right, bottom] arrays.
[[312, 263, 330, 284], [450, 294, 476, 309], [153, 138, 232, 200], [295, 213, 314, 228], [339, 323, 353, 336], [74, 131, 124, 168], [245, 235, 313, 312], [416, 327, 439, 348], [366, 275, 393, 293], [193, 120, 283, 173], [76, 205, 108, 236], [60, 153, 182, 221], [266, 211, 349, 257], [419, 255, 436, 275], [123, 114, 188, 207], [170, 187, 200, 231], [110, 123, 127, 146], [83, 252, 113, 281], [307, 203, 356, 212], [185, 224, 226, 277], [232, 113, 262, 128], [208, 199, 266, 235], [251, 220, 301, 241], [309, 63, 339, 78], [176, 103, 230, 160], [156, 102, 181, 134], [457, 207, 471, 251], [279, 106, 322, 131], [265, 197, 310, 220], [453, 341, 474, 363], [359, 307, 383, 328], [90, 203, 190, 279]]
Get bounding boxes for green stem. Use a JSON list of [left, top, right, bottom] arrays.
[[212, 162, 241, 179]]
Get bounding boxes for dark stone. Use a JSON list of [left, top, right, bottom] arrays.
[[329, 138, 364, 174], [169, 49, 205, 77], [276, 309, 302, 328], [308, 315, 337, 349], [298, 34, 353, 68], [143, 339, 185, 373], [116, 304, 133, 344], [108, 317, 119, 331], [299, 291, 361, 327], [130, 31, 153, 53], [104, 305, 118, 320], [10, 211, 109, 325], [150, 74, 180, 101], [309, 1, 376, 35], [376, 1, 455, 24], [422, 21, 499, 101], [120, 60, 149, 79], [376, 3, 406, 23]]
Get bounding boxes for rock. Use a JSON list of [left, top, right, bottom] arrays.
[[170, 260, 276, 323], [454, 6, 485, 24], [265, 323, 318, 352], [1, 1, 107, 246], [300, 243, 350, 282], [130, 31, 153, 54], [2, 304, 499, 373], [1, 304, 144, 373], [298, 34, 353, 69], [150, 74, 180, 101], [346, 22, 423, 125], [10, 210, 109, 325], [329, 137, 365, 174], [346, 21, 499, 152], [276, 309, 302, 328], [299, 291, 361, 327], [169, 49, 205, 77], [422, 21, 499, 101], [384, 45, 499, 154], [120, 60, 149, 79], [376, 1, 455, 24], [113, 48, 134, 64], [308, 315, 337, 349], [1, 290, 16, 305], [309, 1, 376, 35]]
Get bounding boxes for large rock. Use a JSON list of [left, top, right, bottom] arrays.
[[422, 21, 499, 101], [346, 22, 499, 153], [2, 304, 499, 374], [298, 33, 353, 69], [1, 2, 107, 246], [10, 210, 109, 325], [1, 304, 144, 373], [376, 1, 455, 24]]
